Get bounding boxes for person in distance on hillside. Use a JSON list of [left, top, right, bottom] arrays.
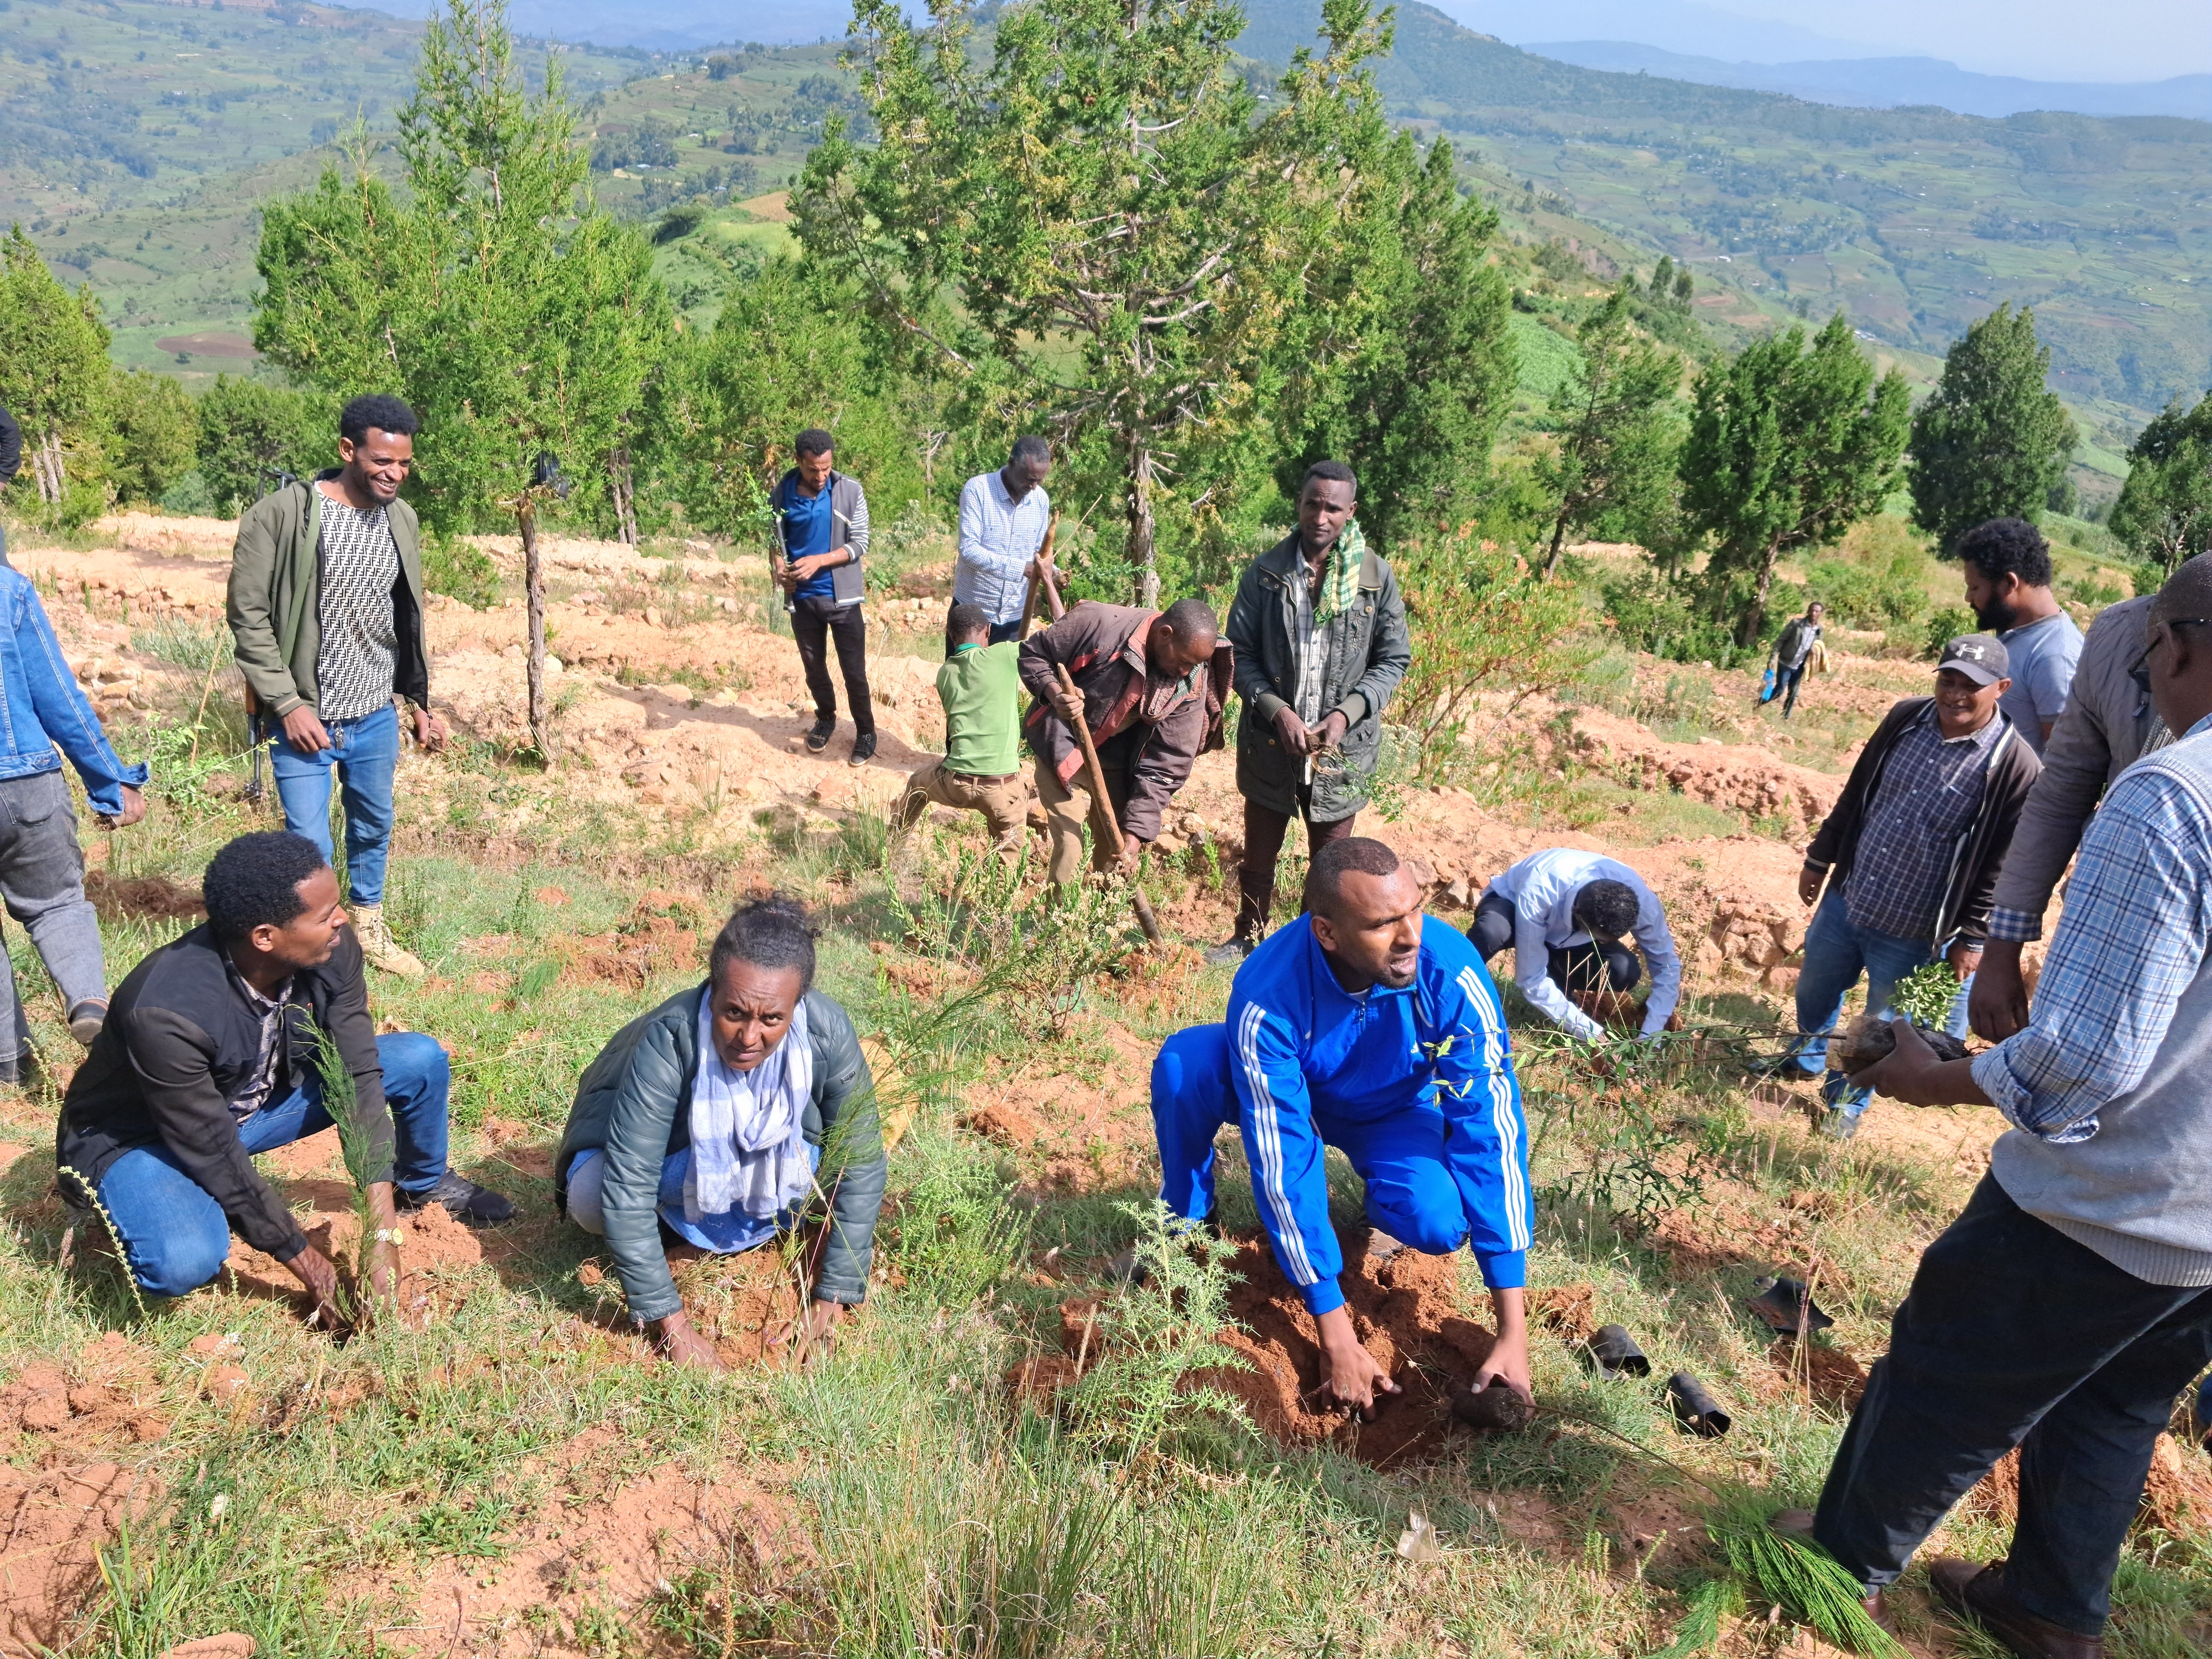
[[1970, 590, 2162, 1041], [1018, 594, 1232, 890], [1960, 517, 2082, 757], [771, 427, 877, 766], [1208, 460, 1411, 965], [1814, 552, 2212, 1659], [895, 603, 1029, 862], [227, 393, 448, 979], [54, 832, 511, 1322], [1778, 636, 2041, 1137], [1469, 849, 1683, 1043], [954, 436, 1056, 646], [1149, 837, 1533, 1417], [1763, 599, 1827, 719], [0, 554, 148, 1070], [556, 896, 885, 1369]]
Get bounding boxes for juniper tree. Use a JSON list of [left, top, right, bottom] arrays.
[[2110, 391, 2212, 573], [0, 225, 112, 523], [1907, 302, 2077, 554], [799, 0, 1418, 605], [1679, 314, 1911, 646], [1537, 290, 1681, 574]]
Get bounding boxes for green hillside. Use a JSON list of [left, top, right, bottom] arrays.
[[1238, 1, 2210, 434]]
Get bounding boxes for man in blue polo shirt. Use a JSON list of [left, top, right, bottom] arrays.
[[1149, 836, 1533, 1416]]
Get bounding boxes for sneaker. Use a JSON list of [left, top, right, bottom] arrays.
[[351, 904, 426, 979], [67, 998, 109, 1047], [848, 732, 878, 766], [1204, 937, 1254, 967], [396, 1173, 515, 1227], [804, 717, 836, 753]]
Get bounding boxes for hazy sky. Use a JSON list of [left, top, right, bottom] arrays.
[[1721, 0, 2211, 82]]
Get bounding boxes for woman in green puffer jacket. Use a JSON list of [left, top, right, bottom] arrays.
[[556, 895, 883, 1368]]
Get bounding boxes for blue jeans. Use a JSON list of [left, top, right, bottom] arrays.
[[564, 1142, 820, 1254], [270, 702, 399, 905], [95, 1032, 452, 1298], [1151, 1024, 1471, 1255], [1790, 891, 1971, 1117]]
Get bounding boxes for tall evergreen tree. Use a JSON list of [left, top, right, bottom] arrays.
[[1265, 134, 1517, 554], [1536, 290, 1681, 573], [1907, 302, 2077, 554], [799, 0, 1449, 604], [0, 226, 112, 521], [252, 0, 669, 536], [2110, 392, 2212, 573], [1679, 314, 1911, 646]]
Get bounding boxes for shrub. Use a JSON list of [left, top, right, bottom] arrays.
[[1921, 604, 1976, 659], [421, 530, 502, 609], [1600, 566, 1754, 669]]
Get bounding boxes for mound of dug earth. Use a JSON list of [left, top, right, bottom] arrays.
[[1198, 1228, 1505, 1468]]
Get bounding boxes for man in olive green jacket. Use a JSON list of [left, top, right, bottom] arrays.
[[226, 394, 446, 977]]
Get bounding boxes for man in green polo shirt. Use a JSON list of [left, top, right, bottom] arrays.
[[896, 603, 1029, 860]]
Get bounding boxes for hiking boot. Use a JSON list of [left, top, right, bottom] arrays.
[[351, 904, 426, 979], [1204, 937, 1254, 967], [67, 997, 109, 1047], [848, 732, 878, 766], [805, 717, 836, 753], [396, 1173, 515, 1227], [1928, 1559, 2103, 1659], [1366, 1227, 1406, 1263], [1769, 1511, 1897, 1636]]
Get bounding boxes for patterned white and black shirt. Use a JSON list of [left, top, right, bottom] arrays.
[[315, 494, 400, 724]]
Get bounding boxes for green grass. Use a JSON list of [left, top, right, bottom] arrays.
[[2, 570, 2208, 1658]]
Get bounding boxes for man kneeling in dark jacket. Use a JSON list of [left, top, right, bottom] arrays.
[[56, 832, 509, 1327]]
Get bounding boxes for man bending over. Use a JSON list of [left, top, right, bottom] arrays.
[[1470, 848, 1682, 1042], [55, 832, 510, 1326], [1149, 837, 1533, 1416]]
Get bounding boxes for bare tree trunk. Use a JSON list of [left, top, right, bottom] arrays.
[[1739, 538, 1785, 648], [519, 500, 551, 756], [609, 449, 638, 546], [32, 431, 64, 504], [1126, 437, 1159, 609], [1545, 509, 1571, 577]]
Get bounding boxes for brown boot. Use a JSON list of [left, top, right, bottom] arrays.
[[1928, 1558, 2104, 1659], [351, 904, 426, 979]]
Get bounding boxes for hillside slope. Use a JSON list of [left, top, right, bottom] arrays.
[[1238, 0, 2211, 427]]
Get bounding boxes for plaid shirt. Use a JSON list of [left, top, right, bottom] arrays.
[[1842, 708, 2005, 941], [1972, 712, 2212, 1144]]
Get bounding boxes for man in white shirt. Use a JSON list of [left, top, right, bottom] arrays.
[[954, 436, 1055, 644], [1469, 849, 1683, 1042]]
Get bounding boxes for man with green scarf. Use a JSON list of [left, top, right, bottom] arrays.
[[1211, 461, 1412, 963]]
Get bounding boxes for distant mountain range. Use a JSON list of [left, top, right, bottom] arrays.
[[1428, 0, 1901, 64], [1527, 41, 2212, 121]]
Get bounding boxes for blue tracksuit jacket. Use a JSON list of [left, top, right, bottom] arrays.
[[1227, 915, 1532, 1314]]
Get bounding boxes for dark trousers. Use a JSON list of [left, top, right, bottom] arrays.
[[1775, 661, 1807, 717], [1813, 1175, 2212, 1635], [792, 595, 874, 735], [1235, 794, 1359, 940], [1468, 890, 1641, 995]]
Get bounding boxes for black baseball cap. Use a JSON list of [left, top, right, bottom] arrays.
[[1938, 635, 2010, 686]]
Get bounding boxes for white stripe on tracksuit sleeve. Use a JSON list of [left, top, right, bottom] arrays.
[[1439, 960, 1534, 1289]]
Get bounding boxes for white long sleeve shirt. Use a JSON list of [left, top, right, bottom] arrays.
[[1484, 849, 1682, 1041], [954, 471, 1052, 626]]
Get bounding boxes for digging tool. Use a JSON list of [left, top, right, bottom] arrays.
[[1018, 513, 1063, 639], [1050, 662, 1163, 946]]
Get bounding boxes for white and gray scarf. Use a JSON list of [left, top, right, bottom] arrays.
[[685, 988, 815, 1223]]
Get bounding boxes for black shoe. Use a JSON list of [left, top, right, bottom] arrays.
[[397, 1173, 515, 1227], [849, 732, 878, 766], [69, 998, 109, 1047], [805, 717, 836, 753], [1204, 937, 1254, 966]]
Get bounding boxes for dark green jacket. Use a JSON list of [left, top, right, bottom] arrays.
[[555, 986, 883, 1321], [1225, 533, 1412, 823], [226, 472, 430, 718]]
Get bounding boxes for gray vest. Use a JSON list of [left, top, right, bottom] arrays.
[[1990, 731, 2212, 1287]]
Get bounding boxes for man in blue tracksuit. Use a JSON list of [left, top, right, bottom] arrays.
[[1152, 836, 1533, 1415]]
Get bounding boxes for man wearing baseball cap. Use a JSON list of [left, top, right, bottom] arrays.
[[1773, 635, 2042, 1135]]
